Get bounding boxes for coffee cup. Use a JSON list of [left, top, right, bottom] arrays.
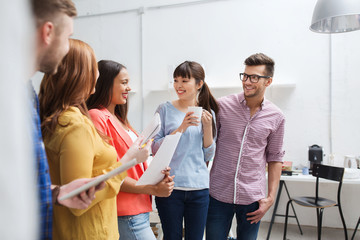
[[187, 106, 202, 124]]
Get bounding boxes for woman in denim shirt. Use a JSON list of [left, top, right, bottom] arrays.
[[152, 61, 219, 240]]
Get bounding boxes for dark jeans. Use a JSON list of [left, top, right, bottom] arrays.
[[155, 189, 209, 240], [206, 195, 260, 240]]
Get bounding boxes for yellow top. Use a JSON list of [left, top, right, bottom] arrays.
[[44, 107, 127, 240]]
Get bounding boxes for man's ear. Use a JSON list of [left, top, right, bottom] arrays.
[[40, 22, 54, 46], [265, 77, 272, 87]]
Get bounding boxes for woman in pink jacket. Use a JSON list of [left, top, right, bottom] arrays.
[[87, 60, 174, 239]]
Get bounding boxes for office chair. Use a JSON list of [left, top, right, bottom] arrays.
[[283, 164, 348, 240]]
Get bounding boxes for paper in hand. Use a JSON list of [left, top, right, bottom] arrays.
[[136, 132, 182, 186], [140, 112, 161, 146], [59, 159, 138, 201]]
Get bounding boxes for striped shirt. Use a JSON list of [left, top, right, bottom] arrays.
[[209, 92, 285, 205]]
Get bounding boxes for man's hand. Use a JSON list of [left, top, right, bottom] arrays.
[[57, 178, 106, 209], [246, 196, 274, 224]]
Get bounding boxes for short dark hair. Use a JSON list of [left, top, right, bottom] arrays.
[[31, 0, 77, 27], [244, 53, 275, 77]]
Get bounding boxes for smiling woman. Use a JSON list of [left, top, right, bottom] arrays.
[[87, 60, 174, 240], [112, 69, 131, 104], [152, 61, 219, 239], [87, 60, 133, 131]]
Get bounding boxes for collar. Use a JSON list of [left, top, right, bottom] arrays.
[[100, 107, 112, 119], [99, 108, 134, 148], [238, 92, 266, 109]]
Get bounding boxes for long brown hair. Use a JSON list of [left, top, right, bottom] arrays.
[[39, 38, 98, 139], [173, 61, 219, 137], [86, 60, 131, 127]]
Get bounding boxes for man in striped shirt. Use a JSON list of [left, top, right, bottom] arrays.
[[206, 53, 285, 240]]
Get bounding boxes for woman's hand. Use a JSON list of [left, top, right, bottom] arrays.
[[201, 109, 213, 130], [201, 110, 214, 148], [173, 111, 199, 134], [123, 136, 151, 164], [152, 167, 174, 197], [57, 178, 106, 209]]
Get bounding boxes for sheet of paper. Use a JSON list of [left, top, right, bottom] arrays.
[[140, 112, 161, 146], [136, 132, 182, 186], [59, 115, 162, 200], [59, 159, 138, 201]]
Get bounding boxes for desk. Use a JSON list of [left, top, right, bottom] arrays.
[[266, 179, 302, 240], [266, 173, 360, 240], [280, 174, 360, 185]]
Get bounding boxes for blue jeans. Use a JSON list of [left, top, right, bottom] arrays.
[[117, 212, 156, 240], [206, 196, 260, 240], [155, 189, 209, 240]]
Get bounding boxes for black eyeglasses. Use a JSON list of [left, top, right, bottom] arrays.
[[239, 73, 271, 83]]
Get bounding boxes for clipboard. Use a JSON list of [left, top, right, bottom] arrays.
[[140, 112, 161, 146], [136, 132, 182, 186], [58, 159, 137, 201]]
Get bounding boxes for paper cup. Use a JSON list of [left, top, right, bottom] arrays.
[[302, 167, 309, 175], [187, 106, 202, 124]]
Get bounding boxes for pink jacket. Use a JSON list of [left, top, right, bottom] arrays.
[[89, 108, 152, 216]]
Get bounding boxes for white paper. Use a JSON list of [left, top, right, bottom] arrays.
[[136, 132, 182, 186], [59, 159, 138, 201], [59, 115, 162, 201], [139, 112, 161, 146]]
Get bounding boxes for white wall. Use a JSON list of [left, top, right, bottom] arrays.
[[0, 1, 39, 239], [68, 0, 360, 229], [70, 0, 360, 167], [71, 0, 335, 166]]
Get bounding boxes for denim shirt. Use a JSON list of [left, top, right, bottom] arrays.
[[30, 82, 53, 239], [152, 102, 216, 189]]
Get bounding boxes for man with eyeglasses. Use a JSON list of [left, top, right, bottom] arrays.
[[206, 53, 285, 240]]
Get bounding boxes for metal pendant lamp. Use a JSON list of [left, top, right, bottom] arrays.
[[310, 0, 360, 33]]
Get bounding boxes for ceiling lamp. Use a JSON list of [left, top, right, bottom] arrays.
[[310, 0, 360, 33]]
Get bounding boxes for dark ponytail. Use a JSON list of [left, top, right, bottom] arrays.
[[174, 61, 219, 137], [198, 82, 218, 138]]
